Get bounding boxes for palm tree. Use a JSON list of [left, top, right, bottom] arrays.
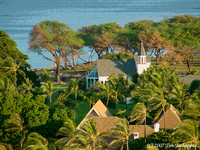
[[68, 119, 106, 150], [0, 143, 13, 150], [19, 78, 33, 94], [129, 102, 147, 143], [108, 74, 125, 113], [0, 77, 15, 94], [84, 90, 99, 108], [135, 66, 173, 129], [5, 113, 26, 150], [108, 118, 132, 150], [3, 57, 26, 88], [182, 92, 200, 125], [55, 118, 76, 148], [95, 81, 115, 106], [150, 98, 170, 130], [42, 80, 55, 103], [66, 78, 80, 123], [172, 119, 199, 150], [167, 75, 190, 113], [23, 132, 48, 150]]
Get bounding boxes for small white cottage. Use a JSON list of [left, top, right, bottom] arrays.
[[86, 43, 151, 88]]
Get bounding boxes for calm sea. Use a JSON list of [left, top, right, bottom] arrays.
[[0, 0, 200, 68]]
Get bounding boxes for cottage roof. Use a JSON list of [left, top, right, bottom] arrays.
[[93, 100, 113, 117], [138, 43, 146, 56], [76, 100, 112, 129], [129, 125, 154, 138], [91, 116, 119, 134], [154, 104, 182, 129], [96, 59, 137, 77]]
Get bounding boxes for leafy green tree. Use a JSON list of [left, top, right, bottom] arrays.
[[55, 119, 76, 149], [23, 132, 48, 150], [5, 113, 26, 149], [108, 118, 132, 150], [66, 78, 81, 123], [68, 119, 106, 150], [39, 70, 51, 82], [172, 119, 199, 150], [131, 66, 177, 128], [29, 20, 83, 82], [161, 15, 200, 72], [2, 57, 26, 88], [0, 143, 13, 150], [0, 77, 15, 94], [182, 91, 200, 125], [108, 74, 126, 113], [0, 30, 29, 62], [129, 102, 147, 143], [42, 80, 55, 103], [79, 22, 121, 59], [189, 80, 200, 94], [18, 78, 33, 94], [95, 81, 115, 106], [84, 90, 99, 108], [167, 76, 191, 113]]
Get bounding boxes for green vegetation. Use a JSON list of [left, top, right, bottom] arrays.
[[0, 14, 200, 149]]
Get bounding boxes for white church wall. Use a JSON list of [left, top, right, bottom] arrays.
[[137, 63, 150, 74], [98, 76, 109, 84]]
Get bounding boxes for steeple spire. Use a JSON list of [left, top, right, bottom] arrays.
[[138, 43, 146, 56]]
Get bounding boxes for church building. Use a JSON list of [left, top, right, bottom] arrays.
[[86, 43, 151, 88]]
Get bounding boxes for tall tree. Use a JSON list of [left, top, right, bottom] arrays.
[[129, 102, 147, 143], [108, 118, 132, 150], [68, 119, 106, 150], [108, 74, 125, 113], [66, 78, 81, 123], [95, 81, 115, 106], [161, 15, 200, 72], [172, 119, 199, 150], [3, 57, 26, 88], [5, 113, 26, 150], [23, 132, 48, 150], [0, 143, 13, 150], [29, 21, 83, 82], [41, 80, 55, 103]]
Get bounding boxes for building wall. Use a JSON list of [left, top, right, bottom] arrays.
[[98, 76, 109, 84], [137, 62, 150, 74]]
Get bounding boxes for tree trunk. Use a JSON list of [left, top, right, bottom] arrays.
[[20, 129, 23, 150], [106, 95, 110, 106], [156, 55, 159, 65], [56, 62, 61, 83], [126, 137, 129, 150], [49, 94, 52, 103], [144, 116, 146, 144], [14, 71, 17, 88], [186, 61, 191, 72]]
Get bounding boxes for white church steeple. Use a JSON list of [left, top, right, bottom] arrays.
[[137, 43, 150, 74], [138, 43, 146, 64]]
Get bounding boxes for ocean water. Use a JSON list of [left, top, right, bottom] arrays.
[[0, 0, 200, 68]]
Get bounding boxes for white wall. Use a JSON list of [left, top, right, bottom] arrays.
[[137, 62, 150, 74], [98, 76, 109, 84]]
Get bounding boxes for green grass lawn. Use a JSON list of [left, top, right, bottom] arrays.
[[77, 100, 90, 124]]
